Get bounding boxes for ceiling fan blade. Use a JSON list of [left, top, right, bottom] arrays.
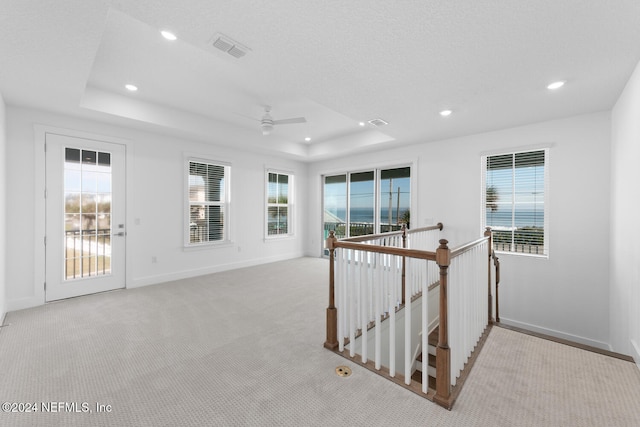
[[272, 117, 307, 125]]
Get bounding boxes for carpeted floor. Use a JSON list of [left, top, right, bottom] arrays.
[[0, 257, 639, 426]]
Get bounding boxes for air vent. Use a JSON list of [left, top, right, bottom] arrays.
[[368, 118, 388, 127], [227, 45, 247, 58], [211, 33, 250, 59]]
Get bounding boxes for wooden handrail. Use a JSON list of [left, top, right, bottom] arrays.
[[339, 222, 443, 243], [450, 236, 490, 258], [406, 222, 443, 235]]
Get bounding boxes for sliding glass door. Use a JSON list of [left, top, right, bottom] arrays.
[[323, 166, 410, 253], [379, 167, 411, 232]]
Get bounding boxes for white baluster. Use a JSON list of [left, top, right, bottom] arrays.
[[374, 251, 381, 370], [404, 254, 412, 385], [360, 250, 368, 363]]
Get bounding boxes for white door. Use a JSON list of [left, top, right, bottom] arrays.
[[45, 133, 126, 301]]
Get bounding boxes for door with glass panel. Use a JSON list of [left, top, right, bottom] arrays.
[[45, 134, 126, 301]]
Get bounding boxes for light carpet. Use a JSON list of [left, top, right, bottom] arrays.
[[0, 257, 638, 426]]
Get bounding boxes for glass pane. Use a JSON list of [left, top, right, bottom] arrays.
[[96, 172, 111, 193], [323, 174, 347, 239], [268, 173, 278, 203], [97, 194, 111, 213], [189, 162, 225, 203], [189, 175, 205, 201], [98, 152, 111, 166], [278, 174, 288, 204], [65, 214, 81, 231], [64, 170, 81, 191], [208, 205, 224, 241], [81, 171, 97, 193], [207, 164, 225, 202], [379, 167, 410, 232], [64, 149, 114, 280], [189, 204, 224, 243], [485, 157, 513, 228], [189, 205, 207, 243], [82, 150, 96, 165], [278, 206, 288, 234], [65, 148, 80, 163], [486, 151, 545, 255], [349, 171, 374, 237], [267, 206, 288, 235], [65, 193, 80, 213], [97, 214, 110, 230], [81, 194, 96, 213]]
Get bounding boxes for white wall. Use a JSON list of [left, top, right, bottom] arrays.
[[5, 107, 307, 311], [0, 92, 6, 322], [611, 60, 640, 363], [308, 112, 612, 349]]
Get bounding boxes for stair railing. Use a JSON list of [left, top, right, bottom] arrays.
[[324, 225, 499, 409]]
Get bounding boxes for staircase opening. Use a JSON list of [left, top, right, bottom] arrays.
[[323, 223, 501, 410]]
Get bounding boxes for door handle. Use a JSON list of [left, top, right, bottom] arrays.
[[113, 231, 126, 237]]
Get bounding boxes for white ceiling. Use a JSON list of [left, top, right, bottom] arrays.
[[1, 0, 640, 161]]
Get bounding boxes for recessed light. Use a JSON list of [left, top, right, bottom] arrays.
[[304, 137, 311, 142], [125, 84, 138, 92], [160, 30, 177, 41], [358, 122, 366, 127], [547, 81, 565, 90], [440, 109, 452, 117]]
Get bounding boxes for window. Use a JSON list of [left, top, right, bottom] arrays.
[[483, 149, 547, 256], [186, 159, 230, 245], [266, 171, 293, 237], [323, 166, 411, 245]]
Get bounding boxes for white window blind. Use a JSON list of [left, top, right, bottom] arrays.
[[484, 149, 547, 256], [266, 171, 292, 237], [187, 160, 229, 245]]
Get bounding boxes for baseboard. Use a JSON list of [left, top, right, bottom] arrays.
[[498, 317, 611, 351], [129, 252, 304, 289]]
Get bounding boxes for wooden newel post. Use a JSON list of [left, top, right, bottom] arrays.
[[401, 224, 407, 305], [324, 231, 339, 350], [434, 239, 451, 407], [484, 227, 494, 323]]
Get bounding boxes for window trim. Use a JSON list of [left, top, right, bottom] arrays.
[[184, 156, 231, 248], [264, 169, 294, 239], [481, 147, 549, 258]]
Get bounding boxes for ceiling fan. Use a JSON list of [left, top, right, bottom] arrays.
[[260, 106, 306, 135]]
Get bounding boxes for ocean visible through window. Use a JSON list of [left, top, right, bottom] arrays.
[[484, 149, 547, 256]]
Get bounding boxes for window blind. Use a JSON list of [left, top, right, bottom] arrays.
[[485, 149, 546, 255]]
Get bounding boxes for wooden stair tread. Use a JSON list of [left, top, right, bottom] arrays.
[[428, 327, 439, 347], [415, 352, 436, 367]]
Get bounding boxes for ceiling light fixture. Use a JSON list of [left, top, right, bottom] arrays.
[[305, 137, 311, 142], [358, 122, 366, 127], [440, 109, 452, 117], [160, 30, 177, 41], [125, 84, 138, 92], [547, 80, 565, 90]]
